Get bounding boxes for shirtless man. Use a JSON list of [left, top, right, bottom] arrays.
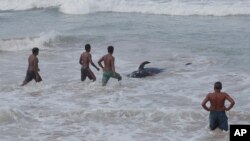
[[98, 46, 122, 86], [21, 47, 42, 86], [201, 81, 235, 131], [79, 44, 99, 81]]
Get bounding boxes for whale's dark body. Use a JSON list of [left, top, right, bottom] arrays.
[[128, 61, 164, 78]]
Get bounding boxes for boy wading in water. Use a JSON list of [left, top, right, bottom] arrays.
[[79, 44, 100, 82], [98, 46, 122, 86], [21, 47, 42, 86]]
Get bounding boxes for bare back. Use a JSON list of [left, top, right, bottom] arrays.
[[28, 54, 39, 71], [80, 52, 91, 68], [208, 92, 228, 111], [100, 54, 115, 72], [202, 91, 235, 111]]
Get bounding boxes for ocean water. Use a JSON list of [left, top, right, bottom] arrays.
[[1, 0, 250, 141]]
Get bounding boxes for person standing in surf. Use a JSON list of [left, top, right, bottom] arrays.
[[79, 44, 100, 82], [21, 47, 42, 86], [98, 46, 122, 86], [201, 81, 235, 131]]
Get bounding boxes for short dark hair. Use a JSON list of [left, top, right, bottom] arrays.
[[32, 47, 39, 54], [214, 81, 222, 90], [85, 44, 91, 51], [107, 46, 114, 54]]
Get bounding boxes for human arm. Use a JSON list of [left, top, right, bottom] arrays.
[[91, 62, 100, 71], [201, 94, 210, 111], [98, 56, 104, 70], [89, 54, 99, 71], [225, 94, 235, 111], [79, 55, 83, 65]]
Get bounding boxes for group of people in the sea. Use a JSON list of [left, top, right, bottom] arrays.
[[21, 44, 122, 87], [20, 44, 235, 133]]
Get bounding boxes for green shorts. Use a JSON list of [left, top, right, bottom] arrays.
[[102, 71, 122, 86]]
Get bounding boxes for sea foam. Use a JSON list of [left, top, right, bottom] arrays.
[[0, 0, 250, 16], [0, 32, 57, 51]]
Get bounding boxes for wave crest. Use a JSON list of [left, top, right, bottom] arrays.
[[0, 0, 250, 16], [0, 32, 57, 51]]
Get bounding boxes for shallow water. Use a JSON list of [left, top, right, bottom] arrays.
[[1, 0, 250, 141]]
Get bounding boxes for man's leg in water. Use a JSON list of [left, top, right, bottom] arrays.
[[112, 72, 122, 81], [81, 68, 87, 81], [102, 71, 113, 86], [209, 111, 219, 130], [21, 70, 35, 86]]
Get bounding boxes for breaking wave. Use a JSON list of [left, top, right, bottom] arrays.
[[0, 32, 58, 51], [0, 0, 250, 16]]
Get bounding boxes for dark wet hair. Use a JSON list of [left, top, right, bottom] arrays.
[[32, 47, 39, 54], [214, 81, 222, 90], [85, 44, 91, 51], [107, 46, 114, 54]]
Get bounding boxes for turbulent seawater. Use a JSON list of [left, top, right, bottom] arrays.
[[0, 0, 250, 141]]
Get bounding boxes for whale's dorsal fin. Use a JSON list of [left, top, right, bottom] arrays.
[[138, 61, 150, 70]]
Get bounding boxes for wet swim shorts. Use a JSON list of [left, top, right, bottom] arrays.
[[102, 71, 122, 86], [24, 70, 42, 83], [209, 111, 228, 131], [81, 67, 95, 81]]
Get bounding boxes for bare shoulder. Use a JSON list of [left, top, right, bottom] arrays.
[[29, 54, 36, 60], [80, 52, 84, 57], [29, 54, 33, 58], [84, 52, 91, 57], [83, 52, 88, 56], [109, 54, 114, 60], [221, 92, 229, 96], [104, 54, 110, 59], [207, 93, 214, 99], [207, 92, 213, 97], [99, 55, 105, 60]]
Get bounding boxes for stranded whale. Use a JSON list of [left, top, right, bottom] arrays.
[[127, 61, 164, 78]]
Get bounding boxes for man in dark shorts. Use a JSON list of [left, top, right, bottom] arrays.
[[21, 47, 42, 86], [201, 81, 235, 131], [79, 44, 100, 81], [98, 46, 122, 86]]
